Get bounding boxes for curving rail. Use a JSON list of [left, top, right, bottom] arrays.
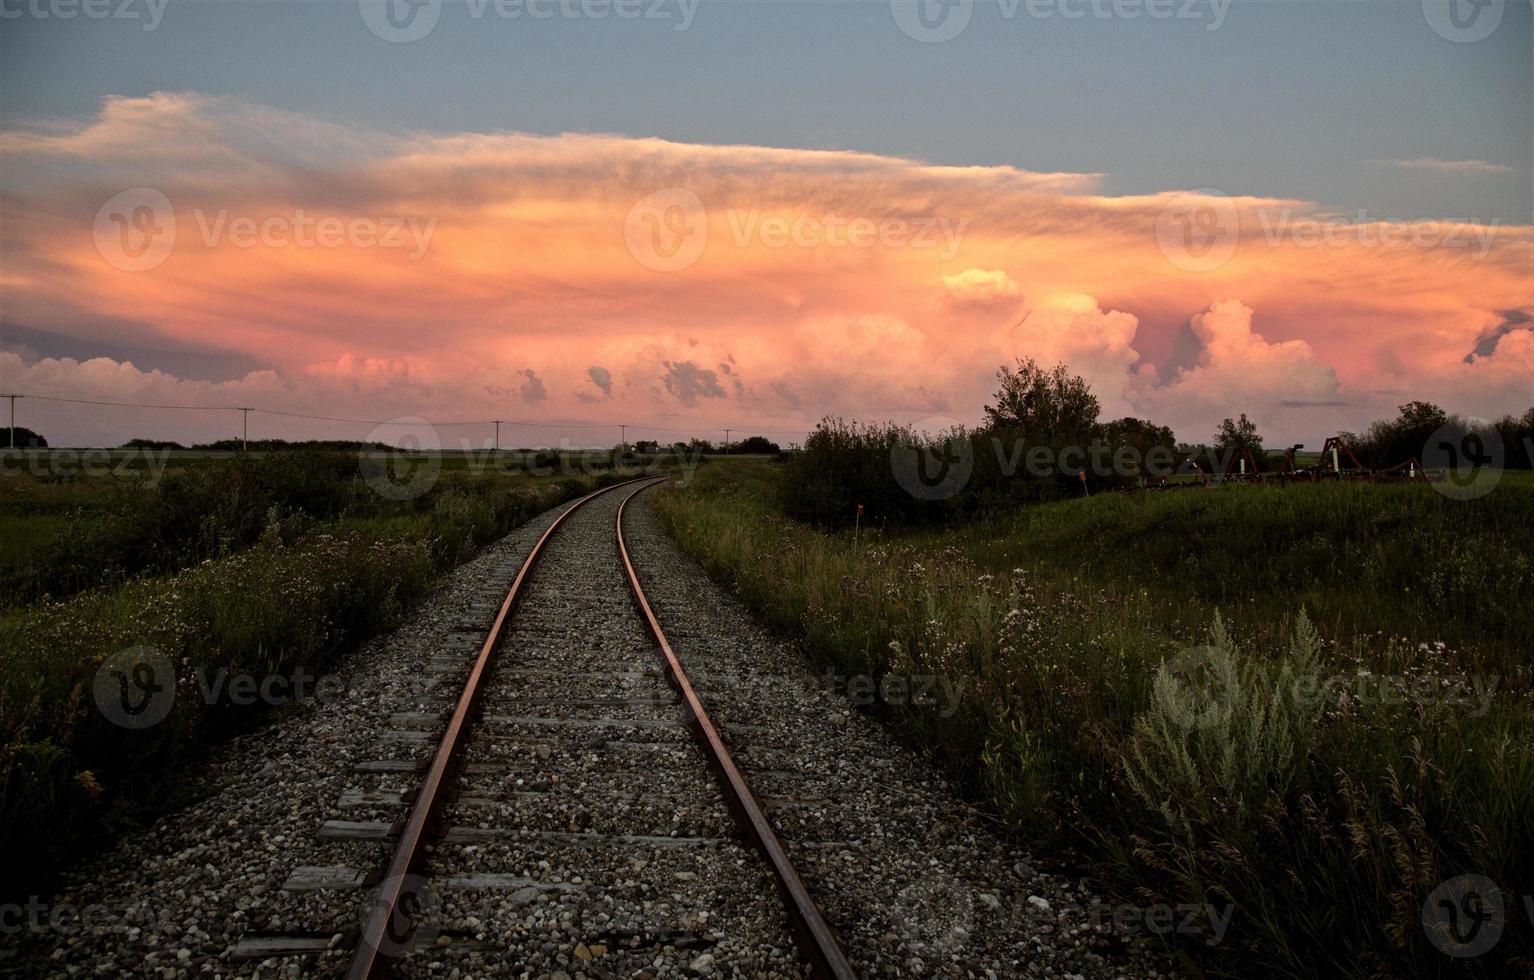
[[344, 478, 644, 979], [343, 475, 854, 979], [615, 479, 856, 980]]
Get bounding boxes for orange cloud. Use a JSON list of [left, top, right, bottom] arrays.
[[1127, 299, 1341, 437], [2, 93, 1530, 447], [943, 268, 1021, 306]]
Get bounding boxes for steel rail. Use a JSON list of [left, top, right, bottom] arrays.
[[615, 479, 858, 980], [344, 477, 646, 980]]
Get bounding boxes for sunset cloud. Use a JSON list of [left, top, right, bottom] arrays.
[[2, 93, 1530, 447], [1128, 300, 1341, 438], [661, 361, 727, 407], [576, 365, 615, 404], [518, 369, 547, 405], [1371, 158, 1517, 176], [942, 268, 1021, 306]]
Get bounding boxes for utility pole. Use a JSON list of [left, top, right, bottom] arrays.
[[493, 420, 501, 453], [239, 407, 251, 452], [723, 428, 730, 455], [620, 424, 626, 453], [3, 394, 19, 449]]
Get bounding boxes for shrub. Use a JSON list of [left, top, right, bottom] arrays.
[[780, 417, 1184, 530], [1124, 612, 1325, 837]]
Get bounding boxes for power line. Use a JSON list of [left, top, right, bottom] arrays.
[[250, 407, 557, 428], [22, 394, 239, 412], [12, 392, 813, 438], [3, 394, 18, 450]]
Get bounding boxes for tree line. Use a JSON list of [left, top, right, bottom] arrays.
[[781, 356, 1534, 528]]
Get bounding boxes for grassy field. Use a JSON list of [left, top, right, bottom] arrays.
[[924, 470, 1534, 672], [652, 462, 1534, 977], [0, 447, 727, 610], [0, 451, 670, 896]]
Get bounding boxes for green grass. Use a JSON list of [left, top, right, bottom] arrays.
[[0, 451, 674, 611], [0, 471, 126, 584], [922, 477, 1532, 674], [0, 514, 69, 576], [652, 462, 1534, 977]]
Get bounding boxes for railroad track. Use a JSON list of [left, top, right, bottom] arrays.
[[233, 477, 854, 977]]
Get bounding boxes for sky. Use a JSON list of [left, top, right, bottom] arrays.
[[1, 0, 1530, 448]]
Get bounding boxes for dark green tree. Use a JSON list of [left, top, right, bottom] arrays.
[[983, 357, 1101, 441], [1214, 414, 1265, 470], [4, 425, 47, 448], [1099, 417, 1179, 481], [1100, 417, 1176, 458], [736, 435, 781, 454], [1355, 401, 1449, 467]]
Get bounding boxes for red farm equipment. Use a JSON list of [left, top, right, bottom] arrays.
[[1135, 435, 1441, 495], [1272, 436, 1437, 484]]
